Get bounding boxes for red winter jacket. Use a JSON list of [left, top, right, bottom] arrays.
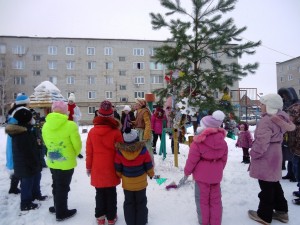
[[86, 116, 123, 188]]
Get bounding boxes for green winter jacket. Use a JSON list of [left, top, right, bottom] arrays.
[[42, 112, 82, 170]]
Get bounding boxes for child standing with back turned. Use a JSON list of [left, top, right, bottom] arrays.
[[235, 122, 253, 164], [184, 110, 228, 225]]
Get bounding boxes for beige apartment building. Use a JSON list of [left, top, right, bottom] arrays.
[[0, 36, 239, 123], [276, 56, 300, 97]]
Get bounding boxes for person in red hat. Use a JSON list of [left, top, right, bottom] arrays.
[[86, 100, 123, 225]]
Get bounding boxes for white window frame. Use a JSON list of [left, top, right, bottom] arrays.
[[149, 47, 155, 56], [14, 76, 25, 85], [105, 91, 113, 99], [120, 97, 128, 102], [48, 60, 57, 70], [119, 56, 126, 62], [105, 76, 114, 85], [66, 46, 75, 55], [0, 44, 6, 54], [151, 75, 163, 84], [105, 62, 113, 70], [87, 75, 96, 85], [88, 106, 96, 114], [48, 46, 57, 55], [33, 70, 41, 76], [12, 60, 25, 69], [280, 76, 284, 82], [134, 76, 145, 84], [133, 62, 144, 70], [87, 47, 96, 55], [133, 48, 144, 56], [288, 75, 293, 81], [119, 70, 126, 76], [150, 62, 163, 70], [88, 61, 96, 70], [49, 76, 58, 85], [66, 61, 75, 70], [12, 45, 25, 55], [134, 91, 145, 98], [120, 85, 126, 90], [88, 91, 96, 99], [104, 47, 113, 56], [66, 76, 75, 84], [33, 55, 41, 61]]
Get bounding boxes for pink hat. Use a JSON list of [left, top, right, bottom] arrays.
[[52, 101, 68, 115], [98, 100, 114, 117], [201, 110, 225, 128]]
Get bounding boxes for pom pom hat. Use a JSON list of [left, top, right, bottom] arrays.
[[123, 127, 139, 143], [259, 93, 283, 115], [15, 93, 30, 105], [98, 100, 114, 117], [123, 105, 131, 112], [52, 101, 68, 115], [201, 110, 225, 128], [68, 93, 76, 102]]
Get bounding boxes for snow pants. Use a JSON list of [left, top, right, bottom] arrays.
[[257, 180, 288, 223], [95, 186, 117, 220], [123, 188, 148, 225], [20, 171, 41, 207], [196, 181, 222, 225], [292, 155, 300, 191]]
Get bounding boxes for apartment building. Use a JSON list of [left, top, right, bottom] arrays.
[[0, 36, 238, 123], [276, 56, 300, 97]]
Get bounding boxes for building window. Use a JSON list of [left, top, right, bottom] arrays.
[[105, 91, 113, 99], [87, 47, 95, 55], [48, 46, 57, 55], [48, 60, 57, 70], [120, 85, 126, 90], [66, 47, 75, 55], [88, 76, 96, 85], [87, 61, 96, 70], [66, 61, 75, 70], [120, 97, 128, 102], [0, 44, 6, 54], [133, 62, 144, 70], [88, 106, 96, 114], [104, 47, 113, 56], [33, 55, 41, 61], [14, 76, 25, 85], [49, 76, 57, 85], [12, 45, 25, 55], [33, 70, 41, 76], [105, 76, 113, 85], [134, 76, 145, 84], [119, 56, 126, 62], [119, 70, 126, 76], [150, 62, 163, 70], [280, 76, 284, 82], [134, 91, 145, 98], [151, 75, 163, 84], [88, 91, 96, 99], [105, 62, 113, 70], [66, 76, 75, 84], [149, 47, 155, 56], [133, 48, 144, 56], [288, 75, 293, 81], [0, 60, 3, 68], [12, 60, 25, 69]]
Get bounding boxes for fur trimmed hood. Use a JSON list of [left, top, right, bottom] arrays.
[[93, 116, 121, 129], [115, 141, 146, 160], [270, 111, 295, 132]]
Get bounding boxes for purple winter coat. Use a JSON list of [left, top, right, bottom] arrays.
[[249, 110, 295, 182], [184, 128, 228, 184], [236, 130, 253, 148]]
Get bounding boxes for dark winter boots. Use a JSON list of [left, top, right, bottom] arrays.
[[56, 209, 77, 221], [8, 174, 20, 194], [152, 147, 157, 155], [241, 156, 250, 164]]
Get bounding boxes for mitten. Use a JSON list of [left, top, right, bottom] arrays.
[[178, 175, 188, 187], [86, 169, 91, 177]]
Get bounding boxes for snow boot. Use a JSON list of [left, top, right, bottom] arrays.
[[241, 156, 246, 163], [108, 215, 118, 225], [272, 210, 289, 223], [49, 206, 56, 214], [96, 215, 105, 225], [8, 175, 20, 194], [248, 210, 270, 225], [293, 191, 300, 198], [152, 147, 157, 155], [292, 198, 300, 205], [244, 156, 250, 164], [56, 209, 77, 221], [21, 202, 39, 211]]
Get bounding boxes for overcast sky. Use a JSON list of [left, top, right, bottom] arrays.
[[0, 0, 299, 96]]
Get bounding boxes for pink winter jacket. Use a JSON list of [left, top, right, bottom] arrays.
[[236, 130, 253, 148], [249, 111, 295, 182], [184, 128, 228, 184], [151, 114, 167, 135]]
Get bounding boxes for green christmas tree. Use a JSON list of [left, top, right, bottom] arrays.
[[150, 0, 261, 112]]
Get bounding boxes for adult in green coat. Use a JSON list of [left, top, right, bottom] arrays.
[[42, 101, 82, 221]]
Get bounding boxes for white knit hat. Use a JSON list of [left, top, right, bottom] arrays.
[[123, 105, 131, 111], [123, 128, 139, 143], [68, 93, 76, 102], [201, 110, 225, 128], [260, 94, 283, 115]]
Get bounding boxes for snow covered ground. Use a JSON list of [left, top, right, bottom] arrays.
[[0, 125, 299, 225]]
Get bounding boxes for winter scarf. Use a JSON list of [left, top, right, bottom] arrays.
[[68, 103, 76, 121]]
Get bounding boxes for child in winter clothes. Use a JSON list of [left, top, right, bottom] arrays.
[[235, 122, 253, 164], [86, 100, 123, 225], [151, 106, 167, 154], [121, 105, 135, 132], [184, 110, 228, 225], [115, 128, 154, 225], [248, 94, 295, 224]]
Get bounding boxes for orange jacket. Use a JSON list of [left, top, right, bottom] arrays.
[[86, 116, 123, 188]]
